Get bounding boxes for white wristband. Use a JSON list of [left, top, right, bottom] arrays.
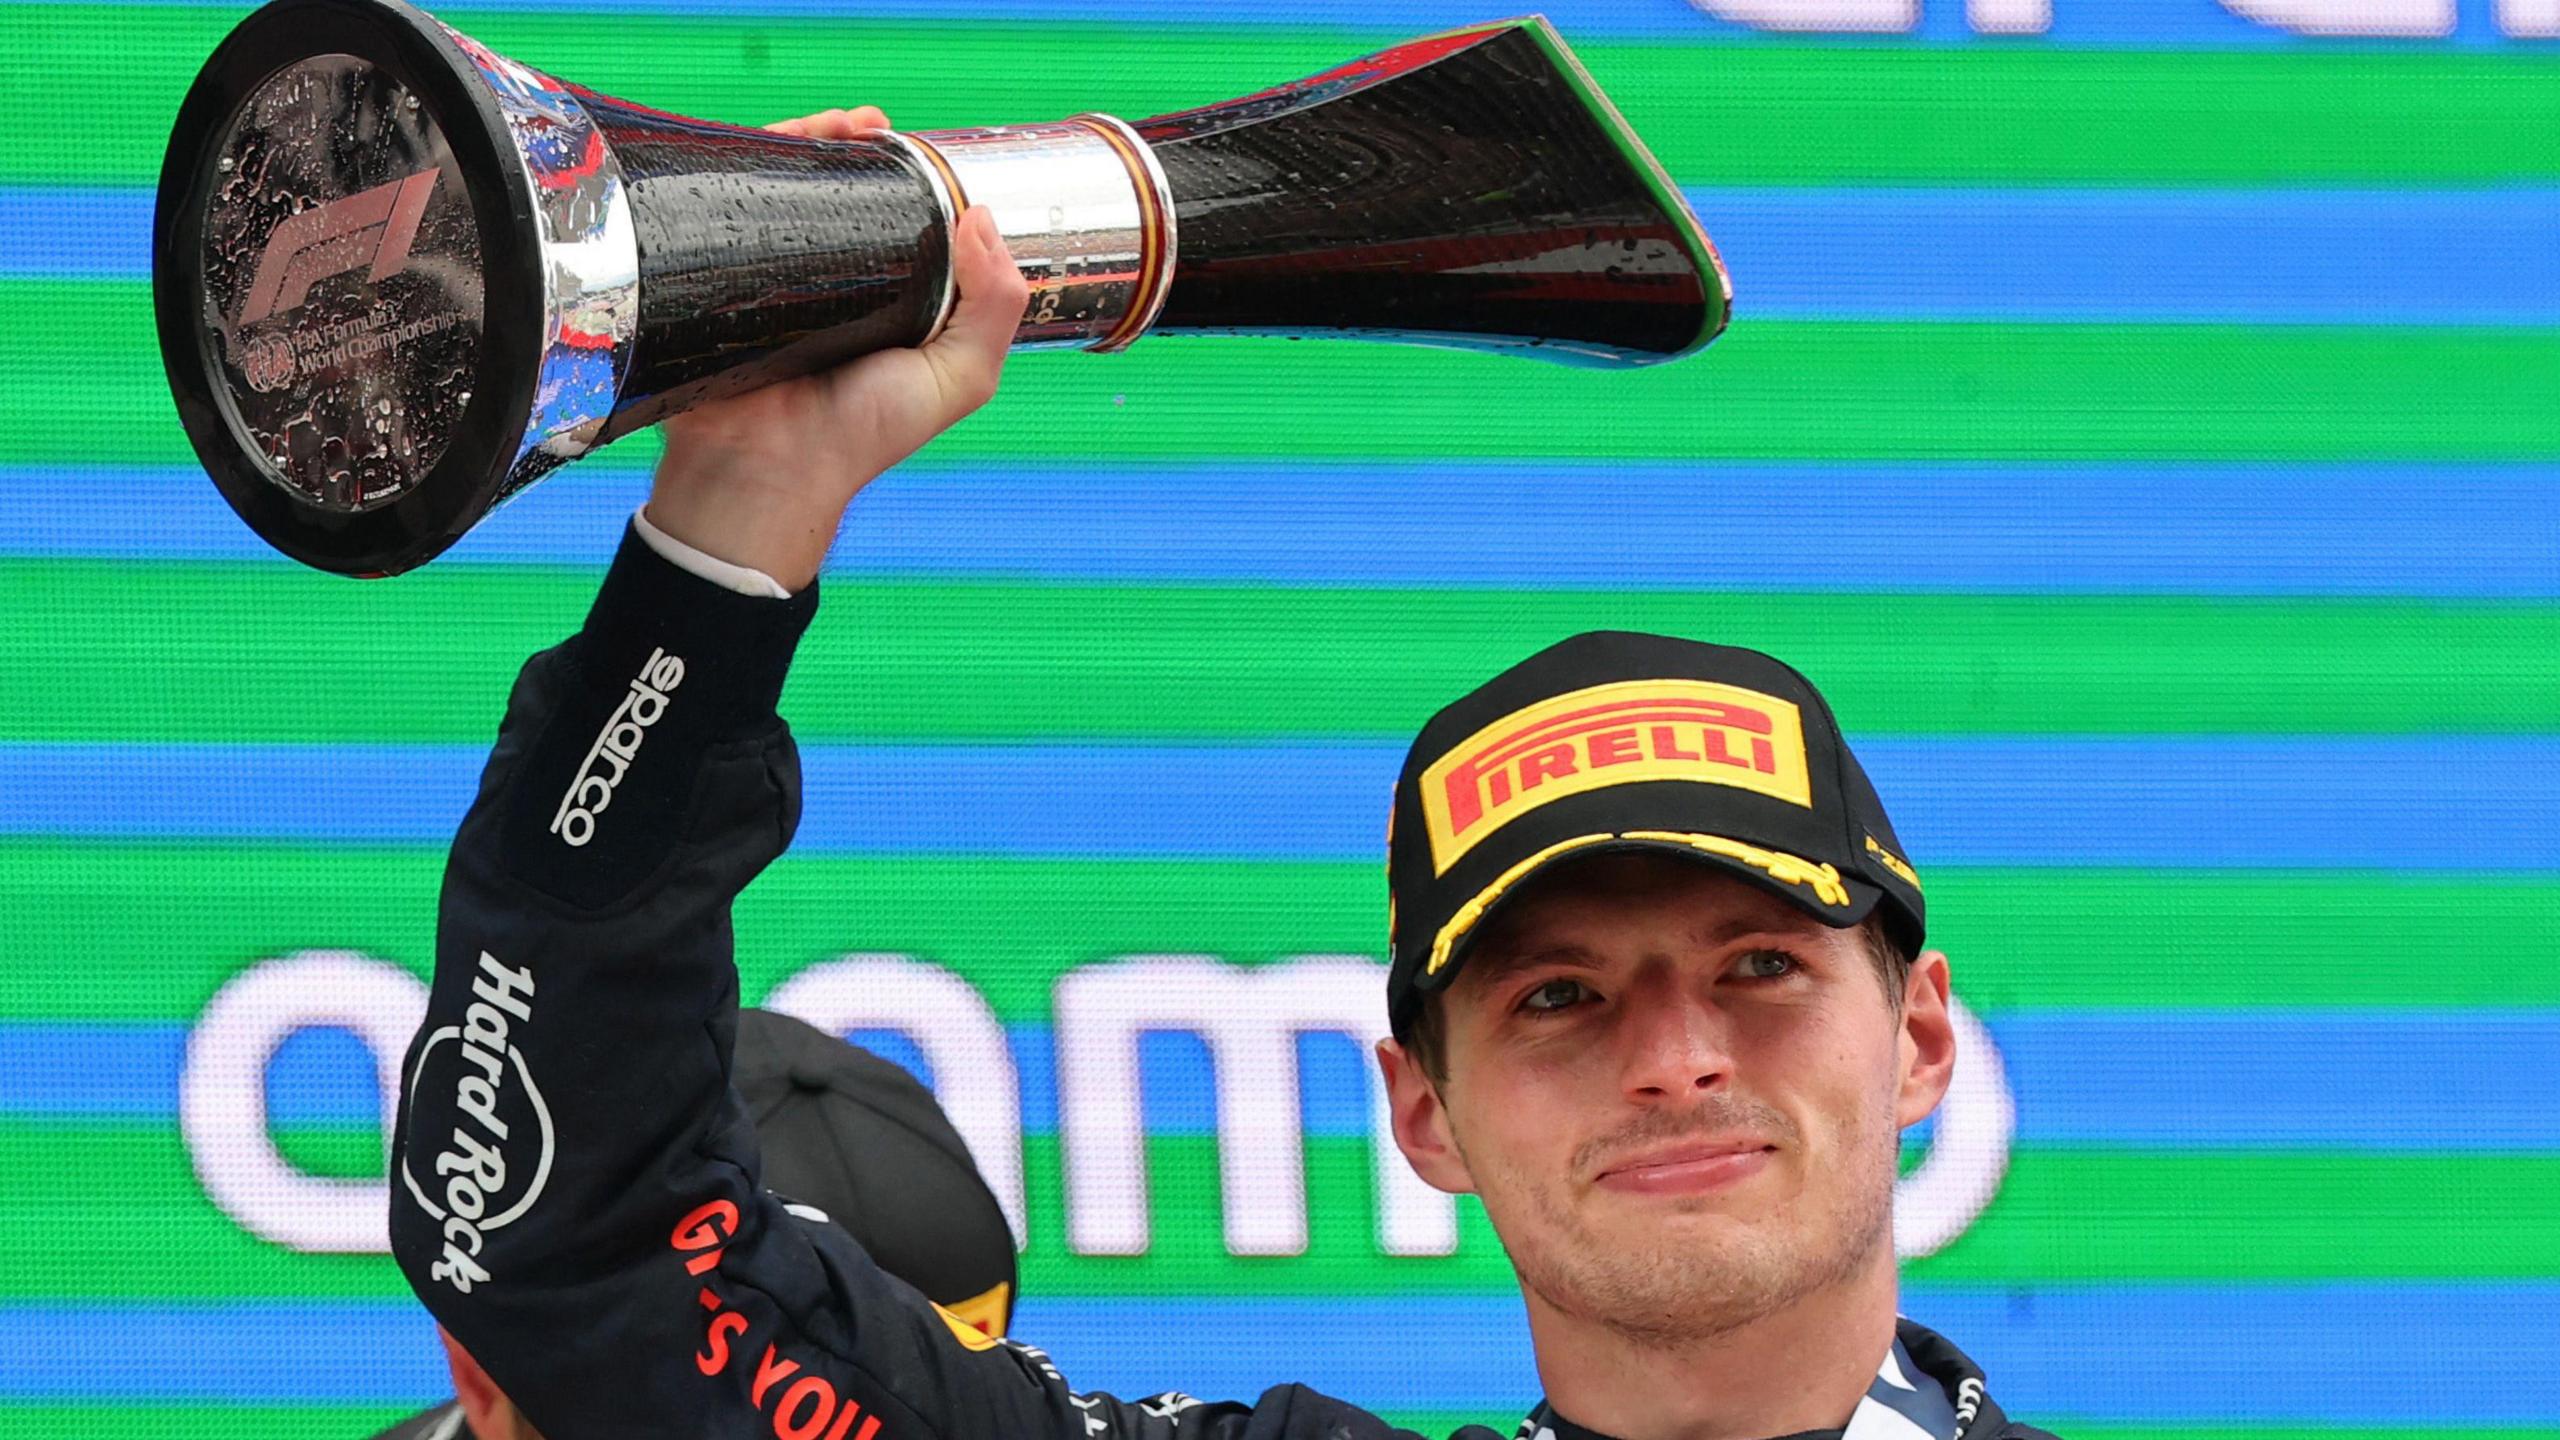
[[631, 505, 795, 600]]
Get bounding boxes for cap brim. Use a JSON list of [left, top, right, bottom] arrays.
[[1414, 829, 1887, 998]]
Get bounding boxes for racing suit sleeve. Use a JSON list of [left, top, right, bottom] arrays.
[[388, 525, 1425, 1440]]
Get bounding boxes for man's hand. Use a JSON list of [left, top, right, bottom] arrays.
[[644, 105, 1031, 591]]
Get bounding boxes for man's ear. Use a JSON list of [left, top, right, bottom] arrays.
[[440, 1328, 535, 1440], [1896, 948, 1958, 1130], [1377, 1037, 1476, 1196]]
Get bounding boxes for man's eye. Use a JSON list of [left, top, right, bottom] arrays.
[[1738, 951, 1799, 980], [1519, 978, 1592, 1013]]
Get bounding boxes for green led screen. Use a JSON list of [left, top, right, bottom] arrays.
[[1, 1, 2555, 1435]]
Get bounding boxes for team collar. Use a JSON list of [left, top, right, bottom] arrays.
[[1513, 1321, 1977, 1440]]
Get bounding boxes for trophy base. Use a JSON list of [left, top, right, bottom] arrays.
[[155, 0, 564, 576]]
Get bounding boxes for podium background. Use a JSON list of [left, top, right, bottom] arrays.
[[2, 0, 2557, 1434]]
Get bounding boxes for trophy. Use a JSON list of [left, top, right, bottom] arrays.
[[155, 0, 1731, 576]]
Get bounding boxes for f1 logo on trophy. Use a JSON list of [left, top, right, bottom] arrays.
[[154, 0, 1731, 576]]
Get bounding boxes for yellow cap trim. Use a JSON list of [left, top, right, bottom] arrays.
[[1864, 834, 1921, 891], [1621, 831, 1852, 908], [1423, 830, 1854, 980], [1425, 834, 1615, 977]]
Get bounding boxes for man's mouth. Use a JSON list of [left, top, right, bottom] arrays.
[[1592, 1139, 1776, 1195]]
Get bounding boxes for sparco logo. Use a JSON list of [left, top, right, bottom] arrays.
[[400, 952, 551, 1293], [235, 167, 439, 327], [1953, 1377, 1984, 1432], [551, 646, 686, 847]]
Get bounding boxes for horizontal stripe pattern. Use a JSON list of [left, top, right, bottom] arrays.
[[0, 1408, 426, 1440], [16, 289, 2557, 464], [5, 852, 2550, 1017], [3, 1288, 2556, 1420], [4, 0, 2552, 47], [6, 1125, 2555, 1291], [13, 185, 2554, 323], [5, 737, 2556, 865], [3, 1, 2552, 1431], [5, 462, 2559, 596], [10, 565, 2558, 740], [8, 1014, 2557, 1149], [8, 15, 2560, 187]]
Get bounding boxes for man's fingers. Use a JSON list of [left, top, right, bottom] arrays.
[[762, 106, 892, 139], [922, 206, 1030, 416]]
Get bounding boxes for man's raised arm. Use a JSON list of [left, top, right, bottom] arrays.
[[380, 106, 1158, 1438]]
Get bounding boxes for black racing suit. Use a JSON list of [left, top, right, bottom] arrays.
[[387, 527, 2057, 1440]]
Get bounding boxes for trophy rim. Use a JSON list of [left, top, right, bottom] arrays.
[[1504, 14, 1734, 364], [154, 0, 547, 577]]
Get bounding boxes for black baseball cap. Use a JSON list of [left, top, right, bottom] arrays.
[[1386, 631, 1924, 1039], [733, 1008, 1017, 1337]]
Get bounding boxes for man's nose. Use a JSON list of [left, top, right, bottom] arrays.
[[1615, 985, 1736, 1101]]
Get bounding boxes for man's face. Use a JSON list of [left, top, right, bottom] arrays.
[[1380, 852, 1955, 1347]]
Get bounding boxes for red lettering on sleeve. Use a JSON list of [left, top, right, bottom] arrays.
[[752, 1346, 802, 1408], [673, 1199, 738, 1253], [700, 1308, 747, 1376], [775, 1377, 838, 1440], [822, 1400, 874, 1440]]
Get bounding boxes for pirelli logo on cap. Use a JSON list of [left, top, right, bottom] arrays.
[[1420, 680, 1814, 875]]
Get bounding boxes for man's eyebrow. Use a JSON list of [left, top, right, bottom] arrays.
[[1692, 917, 1792, 950], [1465, 941, 1605, 987]]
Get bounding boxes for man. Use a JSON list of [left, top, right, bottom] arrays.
[[391, 104, 2055, 1440], [372, 1008, 1019, 1439]]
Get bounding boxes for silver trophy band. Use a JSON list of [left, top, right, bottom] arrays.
[[447, 20, 1179, 495]]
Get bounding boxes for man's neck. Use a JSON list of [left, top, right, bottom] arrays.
[[1521, 1251, 1900, 1440]]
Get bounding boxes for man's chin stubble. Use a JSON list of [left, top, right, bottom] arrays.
[[1505, 1174, 1897, 1352], [1512, 1227, 1801, 1349]]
